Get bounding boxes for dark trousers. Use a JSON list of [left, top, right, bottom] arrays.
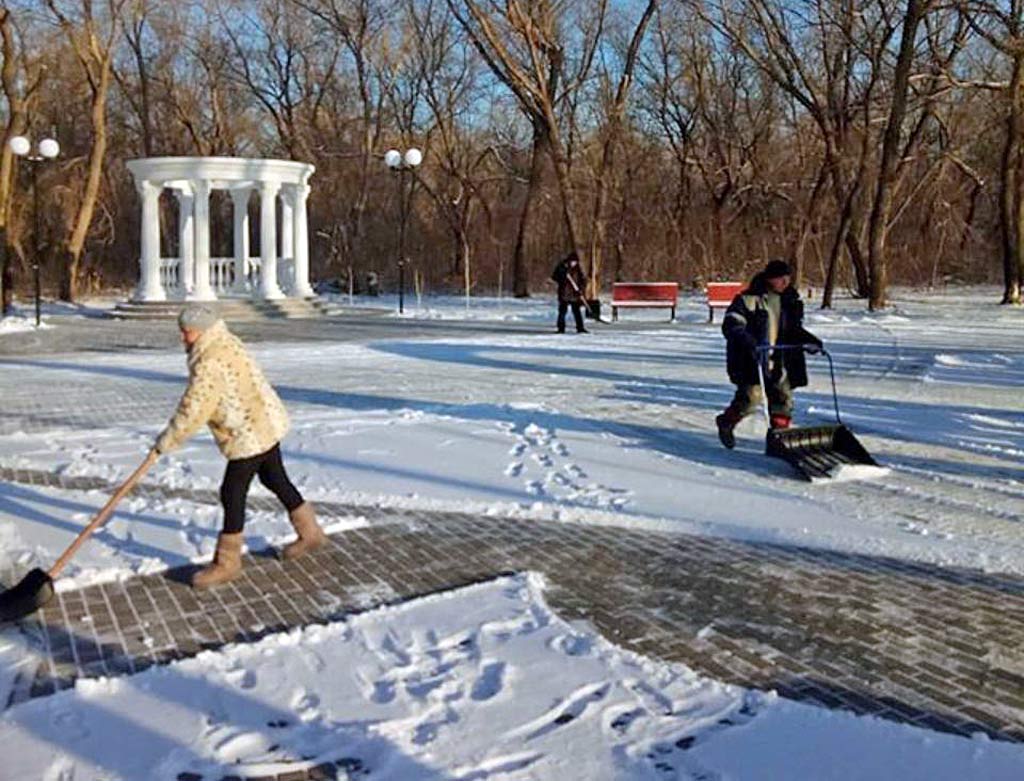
[[220, 443, 304, 534], [557, 301, 585, 332], [725, 375, 794, 420]]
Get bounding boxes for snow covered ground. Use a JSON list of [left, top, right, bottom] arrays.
[[0, 287, 1021, 778], [1, 574, 1021, 781]]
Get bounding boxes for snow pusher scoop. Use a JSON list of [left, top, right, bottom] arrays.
[[0, 451, 157, 623], [756, 345, 878, 481]]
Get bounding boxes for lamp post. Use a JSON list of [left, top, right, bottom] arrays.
[[384, 147, 422, 314], [9, 134, 60, 327]]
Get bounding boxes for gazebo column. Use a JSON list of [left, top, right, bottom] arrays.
[[292, 183, 314, 297], [280, 186, 294, 294], [175, 189, 195, 297], [191, 179, 216, 300], [258, 181, 284, 299], [230, 187, 251, 293], [135, 180, 166, 302]]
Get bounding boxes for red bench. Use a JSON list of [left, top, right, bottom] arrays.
[[610, 282, 678, 321], [705, 281, 744, 322]]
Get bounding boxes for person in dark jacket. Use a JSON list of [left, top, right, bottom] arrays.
[[715, 259, 822, 449], [551, 251, 589, 333]]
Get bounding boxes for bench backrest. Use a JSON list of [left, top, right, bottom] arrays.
[[612, 282, 678, 302], [705, 281, 745, 306]]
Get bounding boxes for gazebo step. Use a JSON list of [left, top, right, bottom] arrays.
[[108, 297, 340, 321]]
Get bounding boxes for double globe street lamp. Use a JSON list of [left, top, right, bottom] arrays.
[[384, 147, 422, 314], [9, 134, 60, 326]]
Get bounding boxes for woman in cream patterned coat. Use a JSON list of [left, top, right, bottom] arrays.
[[151, 305, 326, 588]]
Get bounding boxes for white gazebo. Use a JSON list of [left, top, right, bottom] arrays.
[[125, 157, 315, 302]]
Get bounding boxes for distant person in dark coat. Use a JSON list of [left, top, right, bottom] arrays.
[[715, 259, 822, 449], [551, 251, 589, 334]]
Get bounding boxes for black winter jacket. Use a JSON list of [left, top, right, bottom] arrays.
[[721, 273, 821, 388], [551, 261, 587, 304]]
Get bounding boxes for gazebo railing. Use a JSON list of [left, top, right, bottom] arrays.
[[159, 258, 180, 290], [158, 257, 267, 295]]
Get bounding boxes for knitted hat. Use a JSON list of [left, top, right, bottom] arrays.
[[177, 304, 219, 332], [764, 259, 792, 279]]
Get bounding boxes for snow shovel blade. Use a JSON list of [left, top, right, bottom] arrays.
[[0, 568, 55, 623], [766, 424, 878, 481]]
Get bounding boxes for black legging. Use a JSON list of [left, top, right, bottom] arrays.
[[220, 443, 304, 533]]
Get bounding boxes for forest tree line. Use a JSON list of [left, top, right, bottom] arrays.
[[1, 0, 1023, 309]]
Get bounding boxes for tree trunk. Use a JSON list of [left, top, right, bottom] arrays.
[[588, 134, 614, 300], [866, 0, 926, 310], [61, 70, 112, 302], [0, 9, 29, 313], [512, 122, 547, 298], [822, 207, 853, 309], [461, 228, 471, 300], [543, 110, 581, 254], [345, 107, 374, 274], [845, 226, 870, 296], [790, 162, 829, 288], [1000, 54, 1024, 305]]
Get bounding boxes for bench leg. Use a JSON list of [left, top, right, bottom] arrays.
[[612, 306, 618, 322], [708, 307, 714, 323], [670, 306, 676, 322]]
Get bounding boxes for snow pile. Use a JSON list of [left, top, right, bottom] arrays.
[[0, 316, 48, 335], [812, 464, 892, 484]]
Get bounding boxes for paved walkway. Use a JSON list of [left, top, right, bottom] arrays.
[[4, 466, 1024, 760]]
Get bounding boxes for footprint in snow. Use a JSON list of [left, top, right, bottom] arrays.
[[524, 480, 547, 496], [607, 706, 646, 736], [470, 660, 506, 702], [505, 462, 524, 477], [213, 730, 270, 763], [371, 678, 396, 703], [522, 682, 611, 741], [291, 689, 320, 711], [549, 632, 593, 657], [225, 668, 257, 690], [566, 463, 587, 479]]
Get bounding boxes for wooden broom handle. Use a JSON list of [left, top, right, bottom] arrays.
[[49, 450, 159, 578]]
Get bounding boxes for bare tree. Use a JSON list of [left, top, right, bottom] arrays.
[[45, 0, 127, 301], [222, 0, 340, 160], [0, 6, 45, 309], [403, 0, 497, 299], [290, 0, 389, 273], [960, 0, 1024, 303], [585, 0, 657, 299], [865, 0, 930, 309], [448, 0, 606, 296], [701, 0, 897, 305]]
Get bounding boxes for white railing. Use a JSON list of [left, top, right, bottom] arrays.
[[209, 257, 239, 293], [157, 257, 278, 296], [159, 258, 180, 290]]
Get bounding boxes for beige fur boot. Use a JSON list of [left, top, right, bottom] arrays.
[[192, 532, 243, 588], [282, 502, 327, 560]]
